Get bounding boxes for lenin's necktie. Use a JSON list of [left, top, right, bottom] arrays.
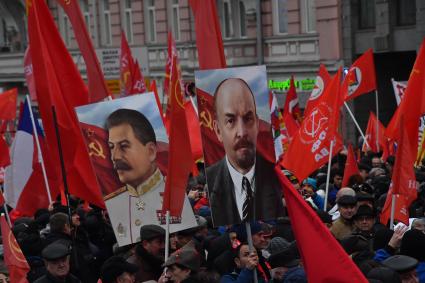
[[242, 176, 253, 221]]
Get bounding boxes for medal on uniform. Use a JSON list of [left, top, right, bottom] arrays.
[[135, 219, 142, 226], [136, 199, 145, 210]]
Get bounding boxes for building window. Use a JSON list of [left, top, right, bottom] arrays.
[[171, 0, 180, 41], [124, 0, 133, 43], [273, 0, 288, 34], [396, 0, 416, 26], [102, 0, 112, 45], [301, 0, 316, 33], [147, 0, 156, 42], [63, 15, 71, 46], [239, 1, 246, 37], [358, 0, 375, 29], [223, 0, 233, 38], [80, 0, 90, 34]]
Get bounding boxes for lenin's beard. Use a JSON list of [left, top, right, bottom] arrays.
[[233, 138, 256, 170]]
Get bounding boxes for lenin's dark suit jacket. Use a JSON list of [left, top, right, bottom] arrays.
[[206, 154, 284, 226]]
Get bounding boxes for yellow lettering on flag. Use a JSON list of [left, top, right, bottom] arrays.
[[106, 79, 120, 95]]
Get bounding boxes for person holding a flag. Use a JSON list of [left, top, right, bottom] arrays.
[[206, 78, 284, 226]]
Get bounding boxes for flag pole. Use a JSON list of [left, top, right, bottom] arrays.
[[25, 95, 53, 204], [375, 91, 380, 152], [165, 210, 170, 261], [245, 222, 259, 283], [323, 140, 335, 211], [343, 102, 370, 149], [389, 194, 396, 230]]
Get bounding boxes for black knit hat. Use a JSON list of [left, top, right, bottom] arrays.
[[100, 256, 138, 283]]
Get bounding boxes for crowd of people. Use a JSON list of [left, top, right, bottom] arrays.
[[1, 150, 425, 283]]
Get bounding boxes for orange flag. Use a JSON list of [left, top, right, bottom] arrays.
[[0, 215, 30, 282], [386, 39, 425, 161], [381, 121, 417, 225], [188, 0, 226, 69], [342, 49, 377, 101], [282, 69, 343, 181], [275, 168, 368, 282], [28, 0, 104, 207], [55, 0, 109, 102], [162, 51, 193, 217], [0, 89, 17, 120], [283, 76, 302, 123], [304, 64, 332, 116], [342, 144, 360, 187]]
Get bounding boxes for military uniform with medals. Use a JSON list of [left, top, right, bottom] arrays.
[[105, 168, 197, 246]]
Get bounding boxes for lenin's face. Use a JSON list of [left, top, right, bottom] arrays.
[[108, 123, 156, 188], [213, 79, 259, 174]]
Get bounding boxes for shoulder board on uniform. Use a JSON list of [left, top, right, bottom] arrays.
[[104, 186, 127, 201]]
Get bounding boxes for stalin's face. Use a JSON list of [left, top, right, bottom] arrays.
[[108, 123, 157, 188]]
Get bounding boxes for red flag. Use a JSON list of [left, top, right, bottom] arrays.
[[0, 215, 30, 283], [386, 39, 425, 161], [150, 80, 165, 124], [0, 191, 5, 206], [0, 135, 10, 168], [24, 46, 37, 101], [119, 32, 146, 96], [342, 49, 377, 101], [282, 69, 343, 181], [28, 0, 104, 207], [189, 0, 226, 69], [304, 64, 332, 116], [184, 101, 203, 161], [162, 52, 192, 217], [362, 111, 387, 153], [342, 144, 360, 187], [163, 31, 173, 105], [380, 122, 417, 225], [283, 76, 302, 123], [0, 89, 17, 120], [275, 168, 368, 282], [55, 0, 109, 102]]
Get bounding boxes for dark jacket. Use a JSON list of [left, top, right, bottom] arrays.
[[33, 272, 81, 283], [127, 245, 164, 282], [206, 155, 284, 226]]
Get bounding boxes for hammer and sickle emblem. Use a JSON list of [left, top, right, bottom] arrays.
[[199, 110, 213, 130], [9, 232, 27, 263], [64, 0, 71, 5], [89, 140, 106, 159], [123, 72, 131, 84], [174, 79, 185, 109]]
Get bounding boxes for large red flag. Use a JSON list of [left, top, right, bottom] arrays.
[[342, 144, 360, 187], [28, 0, 104, 207], [386, 39, 425, 161], [24, 47, 37, 101], [0, 89, 17, 120], [162, 53, 193, 217], [189, 0, 226, 69], [282, 69, 343, 181], [380, 122, 417, 225], [184, 101, 203, 162], [55, 0, 109, 102], [0, 135, 9, 168], [362, 111, 387, 153], [283, 76, 302, 123], [304, 64, 332, 116], [275, 168, 368, 282], [0, 215, 30, 283], [342, 49, 377, 101]]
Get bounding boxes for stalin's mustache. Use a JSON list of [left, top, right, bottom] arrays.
[[113, 160, 132, 171]]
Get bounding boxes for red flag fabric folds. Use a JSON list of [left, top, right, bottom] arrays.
[[0, 135, 9, 168], [0, 89, 17, 120], [342, 49, 377, 101], [1, 215, 30, 283], [282, 69, 343, 181], [24, 47, 37, 101], [342, 144, 360, 187], [189, 0, 226, 69], [362, 111, 387, 153], [28, 0, 103, 207], [304, 64, 332, 116], [386, 39, 425, 161], [55, 0, 109, 102], [283, 76, 302, 123], [275, 168, 368, 282]]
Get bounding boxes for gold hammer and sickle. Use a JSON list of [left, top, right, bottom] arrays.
[[200, 110, 213, 130], [64, 0, 71, 5], [174, 79, 185, 109], [89, 140, 106, 159]]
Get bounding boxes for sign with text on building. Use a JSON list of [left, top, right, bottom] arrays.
[[269, 78, 316, 91]]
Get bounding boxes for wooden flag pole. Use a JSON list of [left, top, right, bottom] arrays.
[[26, 95, 52, 204], [245, 222, 259, 283], [323, 140, 335, 211], [344, 102, 370, 149], [389, 194, 396, 230]]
